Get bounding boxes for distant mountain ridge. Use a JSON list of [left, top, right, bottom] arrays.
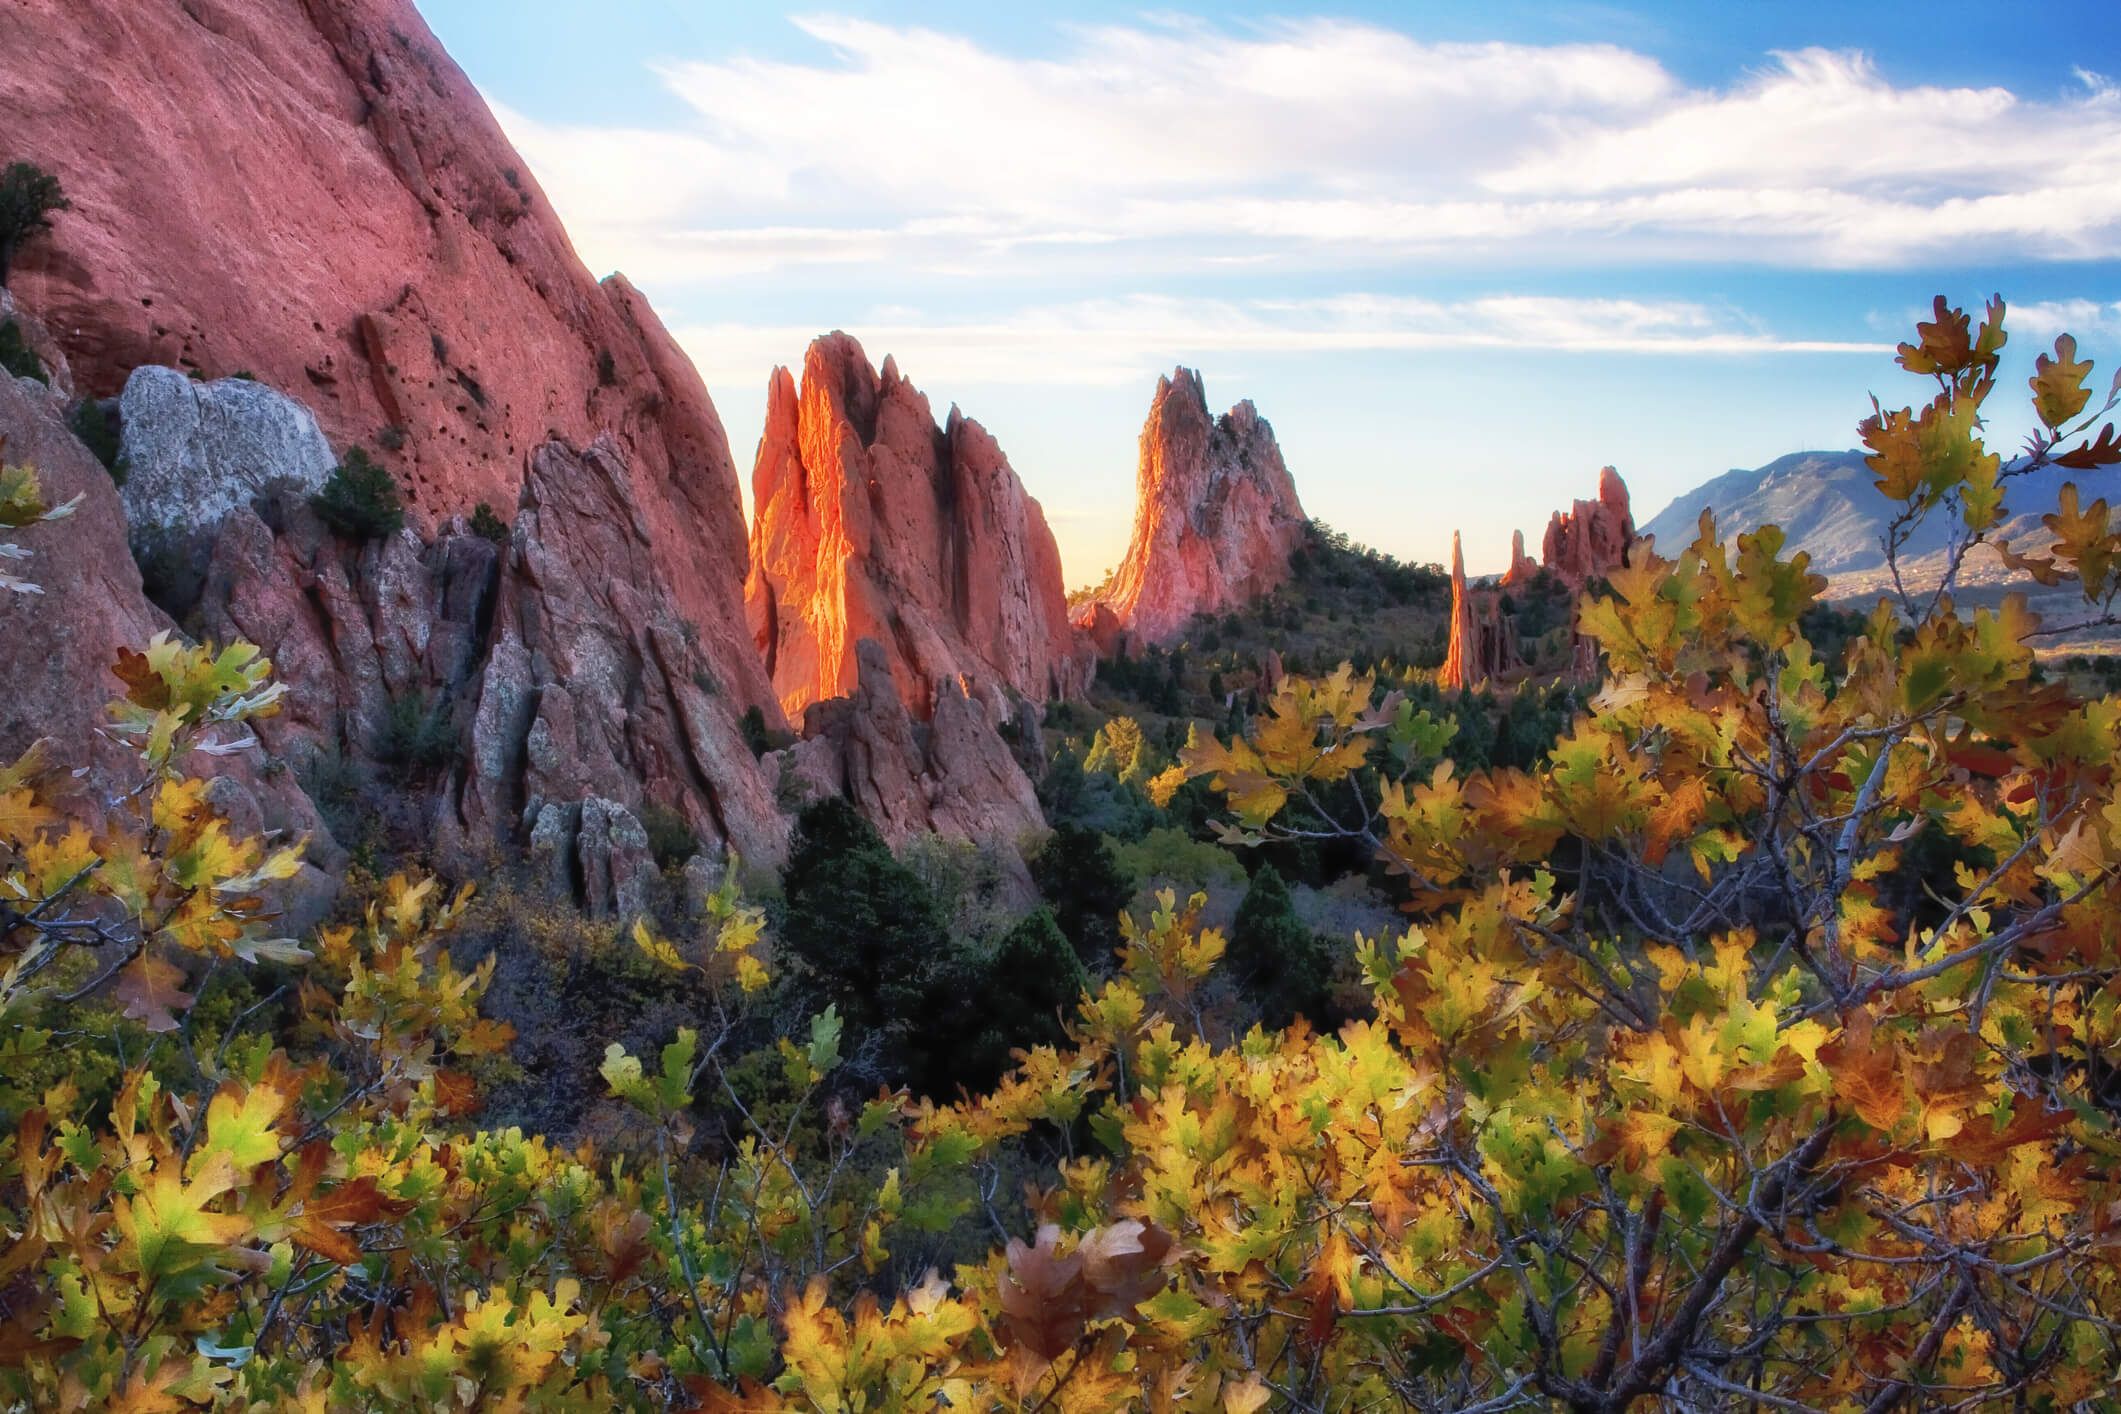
[[1641, 449, 2078, 578]]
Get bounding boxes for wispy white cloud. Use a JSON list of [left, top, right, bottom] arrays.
[[493, 17, 2121, 281], [2013, 299, 2121, 343], [672, 292, 1887, 391]]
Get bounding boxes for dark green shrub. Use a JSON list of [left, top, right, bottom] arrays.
[[947, 908, 1088, 1091], [777, 799, 948, 1087], [1227, 864, 1336, 1031], [297, 744, 367, 846], [311, 446, 403, 541], [377, 690, 455, 775], [0, 319, 45, 384], [737, 704, 797, 759], [68, 400, 124, 484], [639, 801, 699, 872], [1029, 823, 1136, 969], [742, 705, 771, 758], [0, 162, 68, 288], [469, 501, 509, 544]]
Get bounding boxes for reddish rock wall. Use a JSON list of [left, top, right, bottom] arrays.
[[0, 0, 774, 722], [745, 333, 1090, 722], [0, 371, 341, 925]]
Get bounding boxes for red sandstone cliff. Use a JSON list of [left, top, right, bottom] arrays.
[[745, 333, 1090, 722], [0, 0, 774, 722], [1086, 369, 1307, 649]]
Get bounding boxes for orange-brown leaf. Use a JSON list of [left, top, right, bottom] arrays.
[[114, 953, 194, 1032]]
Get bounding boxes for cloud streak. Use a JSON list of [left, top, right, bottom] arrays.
[[671, 292, 1888, 391], [494, 17, 2121, 282]]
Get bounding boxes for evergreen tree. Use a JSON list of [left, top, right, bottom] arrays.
[[0, 162, 68, 288], [947, 908, 1088, 1091], [1226, 864, 1336, 1030], [1029, 824, 1136, 968], [778, 798, 947, 1081]]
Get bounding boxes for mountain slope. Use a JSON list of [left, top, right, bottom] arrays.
[[1642, 450, 2079, 577]]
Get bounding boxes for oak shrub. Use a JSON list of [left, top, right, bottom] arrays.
[[3, 297, 2121, 1410]]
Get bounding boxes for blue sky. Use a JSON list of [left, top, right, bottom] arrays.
[[416, 1, 2121, 579]]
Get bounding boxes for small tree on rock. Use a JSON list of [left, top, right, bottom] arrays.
[[311, 446, 403, 541], [0, 163, 68, 288]]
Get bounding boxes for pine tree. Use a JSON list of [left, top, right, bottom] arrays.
[[0, 162, 68, 288], [1226, 863, 1335, 1029]]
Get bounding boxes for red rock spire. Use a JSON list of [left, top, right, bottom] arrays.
[[744, 333, 1091, 723], [1083, 368, 1308, 649], [1441, 532, 1478, 691]]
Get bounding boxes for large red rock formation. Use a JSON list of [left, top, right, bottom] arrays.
[[1454, 467, 1637, 689], [4, 0, 1065, 882], [1086, 369, 1307, 649], [0, 0, 775, 723], [746, 334, 1090, 722]]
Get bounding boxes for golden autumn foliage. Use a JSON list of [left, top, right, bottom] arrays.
[[4, 296, 2121, 1411]]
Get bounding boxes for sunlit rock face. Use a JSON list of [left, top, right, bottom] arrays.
[[1084, 368, 1308, 651], [745, 332, 1091, 724], [1441, 532, 1520, 692], [1505, 465, 1636, 590], [0, 0, 775, 723]]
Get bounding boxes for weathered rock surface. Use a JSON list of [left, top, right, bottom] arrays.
[[0, 0, 776, 724], [117, 366, 336, 569], [1441, 532, 1518, 692], [1085, 368, 1308, 649], [1503, 529, 1541, 587], [575, 796, 656, 922], [197, 434, 790, 891], [746, 334, 1089, 723], [0, 288, 73, 401], [0, 369, 341, 922], [797, 640, 1043, 894], [1528, 466, 1636, 589], [5, 0, 1060, 897]]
